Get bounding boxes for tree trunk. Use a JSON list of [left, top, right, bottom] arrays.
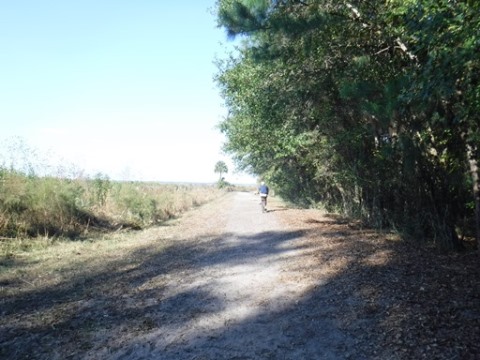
[[466, 143, 480, 254]]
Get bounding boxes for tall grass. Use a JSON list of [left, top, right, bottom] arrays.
[[0, 168, 224, 240]]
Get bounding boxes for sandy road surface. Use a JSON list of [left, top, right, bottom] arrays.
[[83, 192, 351, 359]]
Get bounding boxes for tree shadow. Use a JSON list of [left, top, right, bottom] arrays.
[[0, 229, 306, 358], [1, 222, 479, 359]]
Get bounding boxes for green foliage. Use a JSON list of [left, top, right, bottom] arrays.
[[217, 0, 270, 37], [112, 183, 161, 226], [216, 178, 232, 190], [214, 160, 229, 180], [92, 172, 111, 206], [0, 171, 87, 238], [215, 0, 480, 250]]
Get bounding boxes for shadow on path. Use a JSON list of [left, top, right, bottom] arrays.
[[1, 219, 479, 359]]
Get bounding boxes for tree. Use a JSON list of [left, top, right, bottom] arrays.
[[215, 0, 480, 250], [214, 161, 228, 181]]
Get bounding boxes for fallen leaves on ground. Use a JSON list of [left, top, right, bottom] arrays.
[[276, 206, 480, 360]]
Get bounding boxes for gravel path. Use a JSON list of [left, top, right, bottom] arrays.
[[86, 192, 352, 359]]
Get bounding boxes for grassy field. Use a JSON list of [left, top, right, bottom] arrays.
[[0, 168, 228, 256]]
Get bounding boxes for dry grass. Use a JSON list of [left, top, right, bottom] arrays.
[[0, 190, 232, 297], [0, 193, 234, 359], [0, 142, 229, 239], [0, 185, 229, 338], [1, 222, 166, 294], [0, 176, 226, 250]]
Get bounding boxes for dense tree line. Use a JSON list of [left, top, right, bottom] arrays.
[[214, 0, 479, 250]]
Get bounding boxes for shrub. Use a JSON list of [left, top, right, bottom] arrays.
[[0, 169, 225, 242]]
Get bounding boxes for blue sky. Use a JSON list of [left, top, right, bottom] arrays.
[[0, 1, 255, 183]]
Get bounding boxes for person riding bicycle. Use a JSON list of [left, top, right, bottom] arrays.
[[258, 181, 269, 211]]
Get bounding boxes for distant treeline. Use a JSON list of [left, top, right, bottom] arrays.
[[215, 0, 479, 250]]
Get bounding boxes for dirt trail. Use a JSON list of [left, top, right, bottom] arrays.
[[84, 192, 350, 359], [2, 192, 479, 359]]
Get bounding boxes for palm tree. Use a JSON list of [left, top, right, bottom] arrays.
[[214, 161, 228, 181]]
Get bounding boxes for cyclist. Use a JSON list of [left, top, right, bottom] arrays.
[[258, 181, 269, 212]]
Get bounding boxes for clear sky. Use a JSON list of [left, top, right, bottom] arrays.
[[0, 1, 255, 184]]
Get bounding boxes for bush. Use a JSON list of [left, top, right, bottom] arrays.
[[0, 170, 225, 241]]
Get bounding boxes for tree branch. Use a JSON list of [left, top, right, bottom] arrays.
[[395, 38, 417, 61]]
